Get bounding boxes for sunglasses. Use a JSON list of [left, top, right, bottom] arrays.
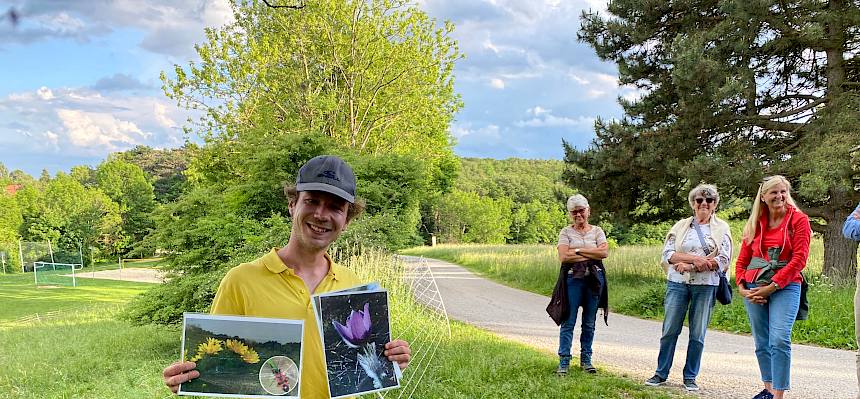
[[569, 208, 588, 215], [695, 198, 715, 204]]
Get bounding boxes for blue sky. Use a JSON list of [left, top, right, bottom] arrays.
[[0, 0, 631, 177]]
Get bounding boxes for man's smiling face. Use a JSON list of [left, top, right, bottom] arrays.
[[288, 190, 350, 251]]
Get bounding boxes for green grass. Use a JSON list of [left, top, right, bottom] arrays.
[[422, 321, 688, 399], [0, 272, 156, 322], [0, 252, 690, 399], [401, 241, 857, 350]]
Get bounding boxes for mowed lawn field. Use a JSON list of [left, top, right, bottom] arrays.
[[0, 256, 690, 399], [401, 240, 857, 350]]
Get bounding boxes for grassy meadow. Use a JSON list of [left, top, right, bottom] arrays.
[[401, 240, 857, 350], [0, 250, 689, 399]]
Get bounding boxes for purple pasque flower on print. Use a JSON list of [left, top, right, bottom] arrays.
[[332, 302, 372, 348]]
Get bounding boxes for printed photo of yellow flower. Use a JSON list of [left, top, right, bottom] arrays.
[[181, 314, 303, 397]]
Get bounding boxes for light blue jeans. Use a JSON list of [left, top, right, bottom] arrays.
[[744, 282, 801, 391], [654, 281, 717, 380], [558, 276, 600, 367]]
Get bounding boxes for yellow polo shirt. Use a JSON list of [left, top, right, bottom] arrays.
[[211, 248, 361, 399]]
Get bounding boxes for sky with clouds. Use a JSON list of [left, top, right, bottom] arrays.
[[0, 0, 628, 177]]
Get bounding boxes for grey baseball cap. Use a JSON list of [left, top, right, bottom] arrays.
[[295, 155, 356, 203]]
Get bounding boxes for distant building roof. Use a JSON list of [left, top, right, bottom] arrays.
[[4, 184, 22, 195]]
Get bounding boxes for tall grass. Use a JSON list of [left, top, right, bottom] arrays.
[[401, 240, 857, 350], [0, 249, 687, 398]]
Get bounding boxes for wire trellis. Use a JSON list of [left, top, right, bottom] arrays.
[[335, 249, 450, 399]]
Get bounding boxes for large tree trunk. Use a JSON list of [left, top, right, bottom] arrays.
[[822, 208, 859, 283]]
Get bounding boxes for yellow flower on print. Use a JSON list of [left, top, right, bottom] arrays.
[[197, 337, 223, 355], [241, 349, 260, 364], [225, 339, 245, 353], [225, 338, 260, 363]]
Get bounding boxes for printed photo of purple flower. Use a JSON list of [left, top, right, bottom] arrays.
[[331, 302, 371, 348], [318, 290, 399, 398]]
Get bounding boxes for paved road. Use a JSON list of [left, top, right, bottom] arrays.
[[400, 255, 857, 399]]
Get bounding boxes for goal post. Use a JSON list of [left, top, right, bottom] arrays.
[[33, 261, 84, 287]]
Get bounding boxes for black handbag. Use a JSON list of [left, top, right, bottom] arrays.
[[691, 219, 732, 305], [715, 270, 733, 305]]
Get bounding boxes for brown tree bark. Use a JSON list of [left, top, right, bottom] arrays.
[[822, 212, 859, 283]]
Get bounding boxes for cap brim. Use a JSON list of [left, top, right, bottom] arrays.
[[295, 182, 355, 203]]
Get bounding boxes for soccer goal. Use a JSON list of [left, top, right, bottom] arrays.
[[34, 261, 84, 287]]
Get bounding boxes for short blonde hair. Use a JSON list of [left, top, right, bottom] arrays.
[[566, 194, 589, 211], [742, 175, 798, 243]]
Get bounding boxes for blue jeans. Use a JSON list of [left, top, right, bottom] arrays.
[[654, 281, 716, 380], [558, 276, 600, 367], [744, 282, 801, 391]]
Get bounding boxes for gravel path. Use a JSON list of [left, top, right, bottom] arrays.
[[399, 255, 857, 399], [70, 267, 165, 283]]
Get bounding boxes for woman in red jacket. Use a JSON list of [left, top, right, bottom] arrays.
[[735, 175, 811, 399]]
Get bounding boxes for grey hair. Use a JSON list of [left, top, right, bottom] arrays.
[[566, 194, 589, 211], [688, 184, 720, 209]]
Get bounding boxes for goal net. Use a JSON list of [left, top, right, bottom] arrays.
[[34, 261, 84, 287]]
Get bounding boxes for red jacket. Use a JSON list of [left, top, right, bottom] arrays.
[[735, 204, 811, 288]]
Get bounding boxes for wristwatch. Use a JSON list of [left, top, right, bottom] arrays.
[[771, 281, 780, 290]]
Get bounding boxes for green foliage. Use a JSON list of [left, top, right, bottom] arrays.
[[456, 158, 574, 204], [616, 222, 674, 246], [339, 208, 423, 250], [8, 169, 35, 186], [0, 194, 22, 244], [141, 186, 273, 274], [429, 190, 513, 244], [116, 145, 194, 203], [17, 174, 123, 257], [510, 200, 567, 244], [96, 159, 156, 254], [122, 271, 225, 325], [424, 158, 572, 245]]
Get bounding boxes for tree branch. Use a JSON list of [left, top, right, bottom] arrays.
[[809, 220, 827, 234]]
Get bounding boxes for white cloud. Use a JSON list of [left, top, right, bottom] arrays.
[[586, 89, 607, 98], [57, 109, 147, 150], [451, 123, 501, 139], [569, 74, 590, 85], [489, 78, 505, 89], [153, 102, 176, 128], [515, 108, 595, 128], [36, 87, 54, 100], [0, 86, 188, 156], [46, 12, 86, 34], [595, 73, 618, 87], [483, 38, 500, 54], [526, 106, 551, 116]]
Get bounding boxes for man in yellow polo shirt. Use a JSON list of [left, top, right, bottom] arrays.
[[162, 155, 411, 399]]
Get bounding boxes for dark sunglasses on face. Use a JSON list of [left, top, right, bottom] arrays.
[[570, 209, 587, 215], [695, 198, 715, 204]]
